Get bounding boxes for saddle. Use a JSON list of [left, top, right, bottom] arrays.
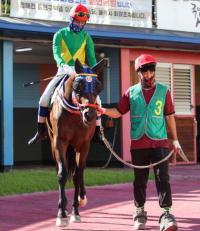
[[50, 74, 80, 114]]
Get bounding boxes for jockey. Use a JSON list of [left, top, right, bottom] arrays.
[[28, 4, 101, 145]]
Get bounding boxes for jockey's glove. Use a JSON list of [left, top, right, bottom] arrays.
[[172, 140, 181, 155], [62, 64, 75, 75]]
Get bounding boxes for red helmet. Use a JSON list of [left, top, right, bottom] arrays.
[[69, 4, 90, 22], [135, 54, 156, 71]]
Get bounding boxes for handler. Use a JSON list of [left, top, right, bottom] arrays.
[[98, 54, 180, 231], [28, 4, 102, 145]]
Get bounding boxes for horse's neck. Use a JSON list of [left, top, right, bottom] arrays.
[[64, 77, 74, 100], [64, 86, 72, 101]]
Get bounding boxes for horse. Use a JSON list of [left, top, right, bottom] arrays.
[[47, 59, 106, 226]]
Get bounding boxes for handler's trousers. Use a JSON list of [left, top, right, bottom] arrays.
[[131, 148, 172, 208]]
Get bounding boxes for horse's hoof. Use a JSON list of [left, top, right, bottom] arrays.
[[56, 217, 69, 227], [78, 195, 88, 207], [70, 214, 81, 223]]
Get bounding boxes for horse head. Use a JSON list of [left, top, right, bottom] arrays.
[[71, 59, 105, 125]]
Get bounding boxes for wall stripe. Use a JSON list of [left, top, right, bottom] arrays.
[[2, 40, 13, 166]]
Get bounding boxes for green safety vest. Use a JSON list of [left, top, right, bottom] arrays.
[[130, 83, 168, 140]]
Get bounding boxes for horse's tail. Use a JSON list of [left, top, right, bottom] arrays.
[[66, 146, 77, 181]]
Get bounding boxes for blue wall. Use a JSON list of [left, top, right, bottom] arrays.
[[13, 64, 40, 108]]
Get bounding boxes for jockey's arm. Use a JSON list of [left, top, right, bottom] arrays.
[[53, 30, 65, 66], [86, 34, 97, 67]]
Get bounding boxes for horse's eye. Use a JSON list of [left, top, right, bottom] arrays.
[[95, 80, 103, 94], [73, 79, 85, 94]]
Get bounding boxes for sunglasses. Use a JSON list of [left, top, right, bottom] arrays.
[[139, 64, 156, 73], [75, 12, 90, 19]]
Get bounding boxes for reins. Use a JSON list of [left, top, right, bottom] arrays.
[[99, 128, 189, 169]]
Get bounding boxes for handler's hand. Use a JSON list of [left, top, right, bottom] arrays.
[[97, 106, 106, 115], [172, 140, 181, 155]]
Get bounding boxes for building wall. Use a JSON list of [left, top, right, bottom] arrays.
[[13, 63, 41, 163], [14, 64, 40, 108]]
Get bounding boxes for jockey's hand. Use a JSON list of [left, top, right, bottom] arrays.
[[66, 73, 77, 88], [97, 106, 106, 115], [62, 64, 75, 75], [69, 73, 77, 81], [172, 139, 181, 155]]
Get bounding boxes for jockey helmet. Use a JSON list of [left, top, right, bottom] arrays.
[[69, 4, 90, 22], [135, 54, 156, 72]]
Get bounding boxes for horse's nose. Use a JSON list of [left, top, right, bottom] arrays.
[[84, 109, 96, 122]]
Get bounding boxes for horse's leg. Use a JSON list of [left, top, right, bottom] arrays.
[[79, 165, 87, 207], [70, 146, 89, 222], [55, 141, 69, 227], [70, 166, 82, 222]]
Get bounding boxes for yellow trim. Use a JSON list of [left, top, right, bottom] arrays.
[[77, 73, 97, 77], [61, 39, 72, 63], [60, 39, 87, 65], [73, 40, 86, 64]]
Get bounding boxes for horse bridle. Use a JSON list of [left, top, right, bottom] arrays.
[[71, 73, 100, 111]]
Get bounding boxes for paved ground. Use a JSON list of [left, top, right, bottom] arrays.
[[0, 165, 200, 231]]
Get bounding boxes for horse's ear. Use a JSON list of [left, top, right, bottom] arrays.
[[75, 59, 83, 74], [92, 58, 107, 74]]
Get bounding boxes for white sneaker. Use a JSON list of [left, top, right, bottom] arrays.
[[133, 209, 147, 230], [159, 212, 178, 231]]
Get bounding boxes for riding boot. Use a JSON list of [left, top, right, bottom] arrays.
[[28, 122, 47, 145]]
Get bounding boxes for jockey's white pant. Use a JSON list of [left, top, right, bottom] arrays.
[[39, 66, 75, 107]]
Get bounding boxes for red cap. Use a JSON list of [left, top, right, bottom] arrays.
[[135, 54, 156, 71], [69, 4, 90, 22]]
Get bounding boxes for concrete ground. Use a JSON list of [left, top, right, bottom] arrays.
[[0, 165, 200, 231]]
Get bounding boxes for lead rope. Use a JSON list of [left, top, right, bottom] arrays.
[[101, 120, 119, 169], [100, 128, 189, 169]]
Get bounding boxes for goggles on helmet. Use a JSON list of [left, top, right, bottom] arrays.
[[75, 12, 90, 19]]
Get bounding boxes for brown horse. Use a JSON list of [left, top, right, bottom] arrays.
[[48, 59, 106, 226]]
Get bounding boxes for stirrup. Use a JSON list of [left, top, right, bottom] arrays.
[[28, 132, 47, 145], [28, 124, 47, 145]]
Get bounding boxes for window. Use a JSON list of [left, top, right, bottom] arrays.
[[156, 63, 172, 90], [156, 63, 193, 115]]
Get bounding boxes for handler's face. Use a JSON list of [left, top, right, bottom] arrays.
[[138, 64, 156, 89]]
